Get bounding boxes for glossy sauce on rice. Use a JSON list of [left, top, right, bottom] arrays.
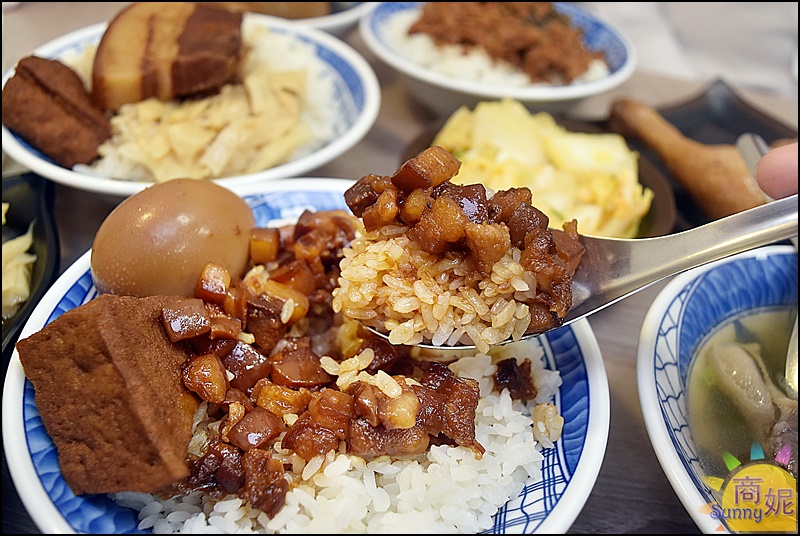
[[333, 146, 585, 355], [336, 227, 536, 354], [113, 344, 562, 533]]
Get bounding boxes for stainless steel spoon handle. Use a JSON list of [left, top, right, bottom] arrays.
[[565, 194, 799, 326], [367, 194, 797, 350]]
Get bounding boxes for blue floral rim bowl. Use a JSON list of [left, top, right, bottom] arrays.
[[637, 245, 798, 534], [359, 2, 636, 116], [3, 179, 611, 534]]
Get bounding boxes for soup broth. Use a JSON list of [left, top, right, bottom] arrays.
[[687, 306, 796, 477]]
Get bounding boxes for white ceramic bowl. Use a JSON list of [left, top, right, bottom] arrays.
[[296, 2, 374, 38], [1, 14, 381, 197], [637, 245, 798, 533], [3, 178, 610, 534], [359, 2, 636, 116]]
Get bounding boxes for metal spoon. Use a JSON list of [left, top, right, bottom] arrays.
[[366, 194, 798, 350], [736, 133, 798, 400]]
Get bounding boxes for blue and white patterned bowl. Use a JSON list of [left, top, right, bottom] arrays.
[[359, 2, 636, 116], [3, 179, 610, 534], [637, 245, 798, 533], [1, 14, 380, 197]]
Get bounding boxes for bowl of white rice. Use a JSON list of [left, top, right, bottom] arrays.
[[1, 12, 381, 197], [4, 179, 611, 534], [359, 2, 636, 117]]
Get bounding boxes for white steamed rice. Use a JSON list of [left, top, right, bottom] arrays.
[[112, 345, 562, 534]]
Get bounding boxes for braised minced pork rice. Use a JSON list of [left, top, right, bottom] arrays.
[[382, 8, 610, 87], [332, 145, 585, 356], [112, 346, 562, 534], [333, 223, 538, 356]]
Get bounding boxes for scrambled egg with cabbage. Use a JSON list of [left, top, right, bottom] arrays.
[[2, 202, 36, 321], [433, 98, 653, 238]]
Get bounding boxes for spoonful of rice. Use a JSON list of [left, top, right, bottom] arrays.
[[332, 147, 798, 353]]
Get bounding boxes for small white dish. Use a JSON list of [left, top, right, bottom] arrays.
[[1, 14, 381, 197], [297, 2, 374, 38], [359, 2, 636, 116], [3, 178, 610, 534], [637, 245, 798, 533]]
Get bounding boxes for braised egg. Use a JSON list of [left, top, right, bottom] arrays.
[[91, 179, 254, 297]]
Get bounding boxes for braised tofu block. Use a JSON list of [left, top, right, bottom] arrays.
[[15, 294, 199, 495], [1, 56, 111, 167]]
